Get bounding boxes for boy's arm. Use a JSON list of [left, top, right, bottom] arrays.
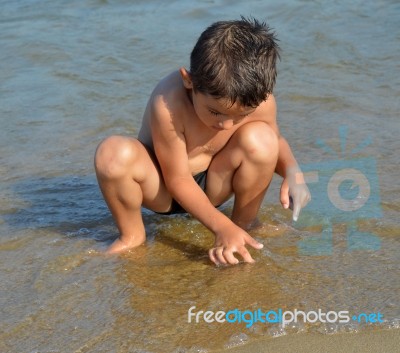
[[150, 96, 262, 265], [264, 98, 310, 220], [276, 136, 310, 220]]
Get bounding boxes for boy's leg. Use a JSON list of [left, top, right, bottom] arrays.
[[94, 135, 172, 253], [206, 121, 279, 229]]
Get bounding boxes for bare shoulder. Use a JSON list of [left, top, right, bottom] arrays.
[[247, 94, 278, 132], [151, 71, 187, 118], [253, 94, 277, 122], [138, 71, 187, 146]]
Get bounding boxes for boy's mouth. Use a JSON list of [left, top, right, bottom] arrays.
[[212, 125, 226, 131]]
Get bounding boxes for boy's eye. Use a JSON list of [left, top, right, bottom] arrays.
[[209, 110, 221, 116]]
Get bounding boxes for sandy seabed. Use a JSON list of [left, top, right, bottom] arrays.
[[214, 329, 400, 353]]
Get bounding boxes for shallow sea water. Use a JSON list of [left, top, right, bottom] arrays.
[[1, 0, 399, 352]]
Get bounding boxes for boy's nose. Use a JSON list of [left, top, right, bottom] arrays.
[[219, 119, 234, 130]]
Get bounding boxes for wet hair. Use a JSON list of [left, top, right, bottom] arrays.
[[190, 17, 280, 107]]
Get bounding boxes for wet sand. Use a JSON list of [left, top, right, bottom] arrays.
[[215, 329, 400, 353]]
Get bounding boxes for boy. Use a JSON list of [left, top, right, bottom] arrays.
[[95, 17, 310, 265]]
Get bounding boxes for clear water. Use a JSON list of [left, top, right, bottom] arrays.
[[1, 0, 399, 352]]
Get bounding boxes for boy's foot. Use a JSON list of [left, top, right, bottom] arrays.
[[106, 237, 145, 254], [235, 217, 263, 231]]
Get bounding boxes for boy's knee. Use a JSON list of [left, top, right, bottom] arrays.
[[235, 122, 279, 165], [95, 135, 140, 180]]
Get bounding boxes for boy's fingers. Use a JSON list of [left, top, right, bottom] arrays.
[[215, 247, 228, 265], [208, 249, 219, 265], [280, 182, 290, 209], [223, 249, 239, 265], [246, 236, 264, 250], [210, 247, 256, 265], [292, 201, 301, 222], [237, 246, 255, 263]]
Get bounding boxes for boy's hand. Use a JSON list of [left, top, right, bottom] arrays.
[[209, 224, 264, 265], [280, 167, 311, 221]]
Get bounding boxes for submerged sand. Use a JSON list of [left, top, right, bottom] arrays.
[[214, 329, 400, 353]]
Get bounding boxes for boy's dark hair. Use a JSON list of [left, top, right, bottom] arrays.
[[190, 17, 280, 107]]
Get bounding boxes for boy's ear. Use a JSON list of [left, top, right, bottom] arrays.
[[179, 67, 193, 89]]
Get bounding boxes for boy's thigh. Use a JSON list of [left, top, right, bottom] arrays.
[[110, 137, 173, 212], [205, 124, 252, 205], [206, 121, 274, 205]]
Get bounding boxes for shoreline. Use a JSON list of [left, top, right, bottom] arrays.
[[214, 329, 400, 353]]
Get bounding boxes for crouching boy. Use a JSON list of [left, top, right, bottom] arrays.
[[95, 17, 310, 265]]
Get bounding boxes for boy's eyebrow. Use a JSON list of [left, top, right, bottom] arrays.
[[207, 105, 255, 116]]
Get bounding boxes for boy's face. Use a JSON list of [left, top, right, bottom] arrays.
[[191, 91, 256, 131], [180, 68, 256, 131]]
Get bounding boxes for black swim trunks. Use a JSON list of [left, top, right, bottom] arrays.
[[138, 141, 209, 215], [156, 170, 207, 215]]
